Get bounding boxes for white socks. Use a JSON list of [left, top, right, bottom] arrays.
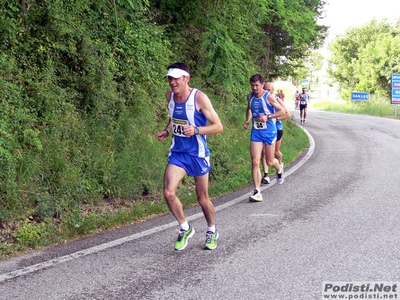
[[180, 221, 189, 231], [180, 221, 215, 233]]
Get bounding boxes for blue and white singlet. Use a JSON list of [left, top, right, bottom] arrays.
[[167, 88, 209, 157], [249, 90, 277, 144]]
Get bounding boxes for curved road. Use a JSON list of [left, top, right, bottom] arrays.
[[1, 110, 400, 300]]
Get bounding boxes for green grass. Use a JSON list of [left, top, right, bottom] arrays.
[[0, 118, 309, 260], [312, 96, 400, 120]]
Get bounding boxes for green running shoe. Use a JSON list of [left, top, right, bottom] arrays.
[[174, 225, 195, 251], [204, 230, 219, 250]]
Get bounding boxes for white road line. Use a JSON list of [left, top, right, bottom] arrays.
[[0, 128, 314, 283]]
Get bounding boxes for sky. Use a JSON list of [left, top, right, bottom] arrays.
[[319, 0, 399, 43]]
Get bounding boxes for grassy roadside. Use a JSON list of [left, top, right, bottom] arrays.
[[0, 118, 309, 260], [311, 96, 400, 120]]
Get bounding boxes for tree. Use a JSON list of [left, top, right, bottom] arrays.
[[256, 0, 328, 79], [356, 31, 400, 98], [327, 19, 398, 99], [151, 0, 327, 94], [306, 51, 324, 84]]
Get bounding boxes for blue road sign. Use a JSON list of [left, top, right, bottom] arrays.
[[351, 91, 370, 101], [391, 73, 400, 104]]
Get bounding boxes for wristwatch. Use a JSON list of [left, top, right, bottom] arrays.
[[194, 126, 200, 135], [267, 114, 272, 120]]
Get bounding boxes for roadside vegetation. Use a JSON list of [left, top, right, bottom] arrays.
[[0, 1, 323, 259], [312, 97, 400, 120]]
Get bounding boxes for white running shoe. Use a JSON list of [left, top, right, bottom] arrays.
[[249, 189, 263, 202], [277, 165, 284, 184]]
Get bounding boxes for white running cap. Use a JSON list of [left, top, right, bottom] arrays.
[[165, 68, 190, 78]]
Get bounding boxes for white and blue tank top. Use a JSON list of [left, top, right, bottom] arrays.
[[249, 90, 277, 134], [167, 88, 209, 157]]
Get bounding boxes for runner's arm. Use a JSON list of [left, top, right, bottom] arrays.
[[195, 91, 223, 135]]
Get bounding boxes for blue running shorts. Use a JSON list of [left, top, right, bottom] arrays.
[[168, 152, 211, 176], [251, 129, 277, 145]]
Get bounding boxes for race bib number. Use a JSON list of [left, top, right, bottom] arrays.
[[172, 118, 189, 137], [300, 101, 306, 105], [254, 120, 267, 129]]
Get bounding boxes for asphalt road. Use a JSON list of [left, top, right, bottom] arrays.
[[1, 110, 400, 300]]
